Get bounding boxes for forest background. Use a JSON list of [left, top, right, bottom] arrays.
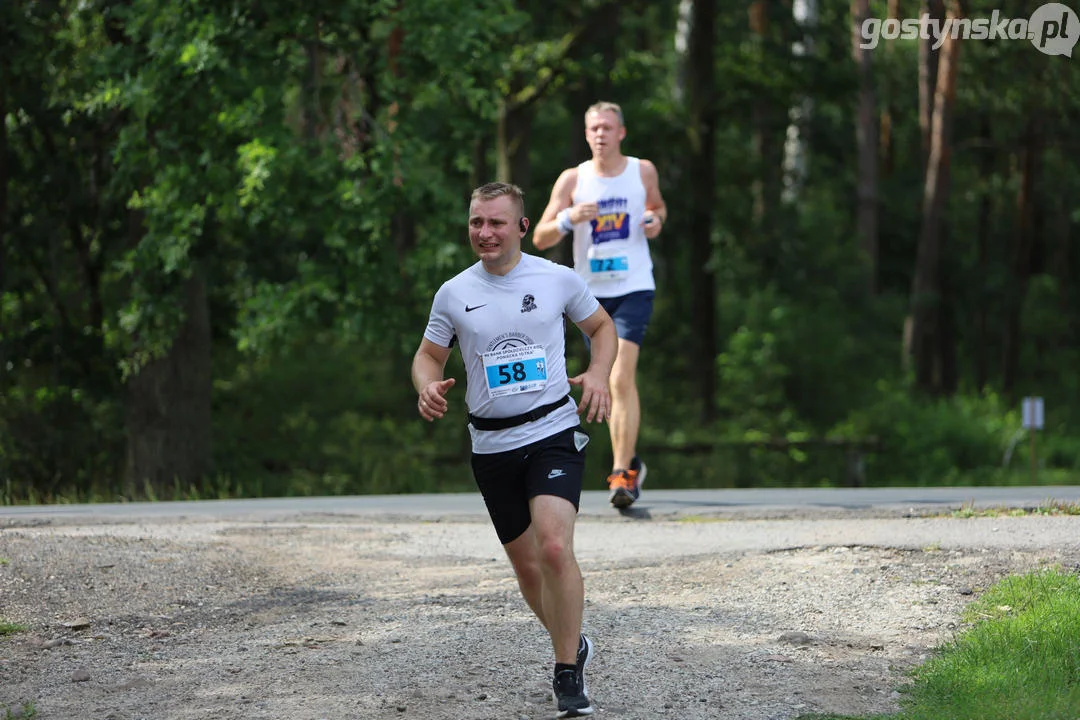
[[2, 0, 1078, 504]]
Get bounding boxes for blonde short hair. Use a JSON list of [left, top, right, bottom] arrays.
[[585, 101, 624, 127], [471, 182, 525, 218]]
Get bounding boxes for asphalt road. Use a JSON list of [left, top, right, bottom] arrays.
[[3, 485, 1080, 522]]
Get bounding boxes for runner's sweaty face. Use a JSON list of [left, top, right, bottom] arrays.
[[468, 195, 524, 272], [584, 109, 626, 160]]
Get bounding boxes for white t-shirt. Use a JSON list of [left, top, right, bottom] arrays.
[[423, 253, 600, 454], [570, 156, 656, 298]]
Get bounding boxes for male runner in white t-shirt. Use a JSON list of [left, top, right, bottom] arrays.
[[534, 101, 668, 510], [412, 182, 617, 718]]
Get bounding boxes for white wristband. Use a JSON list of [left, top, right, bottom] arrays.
[[556, 209, 574, 234]]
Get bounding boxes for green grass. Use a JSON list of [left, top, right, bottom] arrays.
[[950, 499, 1080, 519], [0, 561, 28, 638], [3, 473, 267, 505], [797, 568, 1080, 720], [3, 702, 37, 720]]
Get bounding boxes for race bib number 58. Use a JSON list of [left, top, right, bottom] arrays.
[[482, 344, 548, 398]]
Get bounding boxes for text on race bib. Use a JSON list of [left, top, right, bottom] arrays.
[[587, 242, 630, 282], [482, 344, 548, 398]]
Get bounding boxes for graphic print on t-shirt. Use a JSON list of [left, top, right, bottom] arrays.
[[481, 332, 548, 398], [588, 197, 632, 281], [590, 197, 631, 244]]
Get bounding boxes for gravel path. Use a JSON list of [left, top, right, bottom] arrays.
[[2, 508, 1079, 719]]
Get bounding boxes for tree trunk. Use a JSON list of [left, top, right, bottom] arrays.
[[356, 10, 383, 158], [974, 113, 993, 392], [906, 0, 961, 395], [125, 266, 213, 496], [918, 0, 945, 176], [301, 35, 324, 143], [0, 71, 7, 389], [749, 0, 774, 231], [674, 0, 694, 104], [688, 0, 718, 422], [496, 96, 533, 189], [1056, 201, 1072, 345], [851, 0, 879, 295], [1002, 118, 1042, 398], [938, 242, 958, 395], [878, 0, 899, 178], [781, 0, 816, 205], [384, 9, 416, 258], [583, 3, 620, 104], [471, 134, 490, 192], [903, 0, 941, 367]]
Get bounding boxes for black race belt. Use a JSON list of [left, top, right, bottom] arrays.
[[468, 394, 572, 431]]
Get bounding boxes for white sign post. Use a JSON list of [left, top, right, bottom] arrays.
[[1022, 397, 1045, 484]]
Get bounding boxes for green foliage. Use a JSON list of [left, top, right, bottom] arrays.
[[2, 2, 1079, 499], [717, 306, 795, 434], [212, 341, 475, 495], [0, 384, 126, 503], [1, 0, 526, 498], [1041, 434, 1080, 472], [831, 384, 1021, 485]]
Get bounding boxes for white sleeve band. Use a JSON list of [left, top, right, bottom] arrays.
[[556, 208, 574, 234]]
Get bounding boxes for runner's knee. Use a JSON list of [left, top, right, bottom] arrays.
[[536, 534, 574, 571], [610, 367, 637, 396]]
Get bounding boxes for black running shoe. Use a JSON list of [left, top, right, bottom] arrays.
[[577, 633, 594, 692], [553, 668, 594, 718]]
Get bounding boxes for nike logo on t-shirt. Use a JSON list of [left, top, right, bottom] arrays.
[[465, 304, 487, 312]]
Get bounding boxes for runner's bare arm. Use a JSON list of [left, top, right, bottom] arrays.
[[568, 307, 616, 423], [640, 159, 667, 240], [412, 339, 455, 422], [533, 168, 579, 252]]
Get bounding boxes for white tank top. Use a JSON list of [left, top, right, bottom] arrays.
[[570, 156, 655, 298]]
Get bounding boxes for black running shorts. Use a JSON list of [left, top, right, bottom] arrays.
[[470, 425, 590, 545]]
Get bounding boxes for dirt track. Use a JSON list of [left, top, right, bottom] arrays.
[[2, 510, 1078, 719]]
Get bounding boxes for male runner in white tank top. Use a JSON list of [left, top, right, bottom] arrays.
[[534, 101, 668, 510], [412, 183, 617, 718]]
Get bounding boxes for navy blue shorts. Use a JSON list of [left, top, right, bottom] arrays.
[[470, 426, 589, 545], [591, 290, 655, 347]]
